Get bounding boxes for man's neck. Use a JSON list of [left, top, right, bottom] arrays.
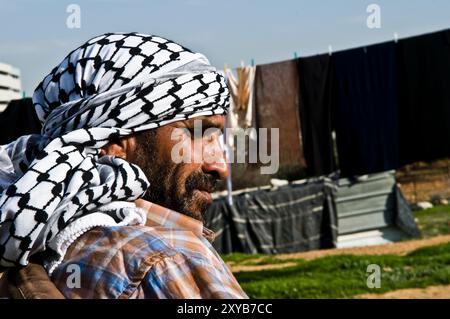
[[134, 199, 215, 243]]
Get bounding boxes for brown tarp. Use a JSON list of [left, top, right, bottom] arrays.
[[254, 59, 307, 179]]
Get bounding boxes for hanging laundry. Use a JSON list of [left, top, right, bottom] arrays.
[[397, 29, 450, 165], [224, 66, 262, 190], [298, 54, 337, 176], [254, 59, 307, 179], [333, 41, 399, 177], [0, 98, 41, 145], [225, 65, 256, 130]]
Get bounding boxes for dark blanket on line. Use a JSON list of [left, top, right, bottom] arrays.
[[0, 98, 41, 145]]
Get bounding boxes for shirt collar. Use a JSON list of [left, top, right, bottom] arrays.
[[134, 199, 215, 243]]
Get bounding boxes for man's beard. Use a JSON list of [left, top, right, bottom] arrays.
[[132, 130, 217, 222]]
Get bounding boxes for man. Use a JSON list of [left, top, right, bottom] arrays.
[[0, 33, 247, 298]]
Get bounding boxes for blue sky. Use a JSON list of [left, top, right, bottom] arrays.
[[1, 0, 450, 95]]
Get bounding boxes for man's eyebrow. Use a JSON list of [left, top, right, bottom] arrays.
[[202, 121, 223, 131], [185, 118, 224, 131]]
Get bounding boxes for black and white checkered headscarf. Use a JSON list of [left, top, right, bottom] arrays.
[[0, 32, 229, 272]]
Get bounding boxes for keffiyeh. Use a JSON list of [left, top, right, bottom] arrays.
[[0, 32, 229, 272]]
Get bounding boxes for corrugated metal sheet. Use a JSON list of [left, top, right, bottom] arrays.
[[335, 170, 416, 247], [337, 227, 408, 248]]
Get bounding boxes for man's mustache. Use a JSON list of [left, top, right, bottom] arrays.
[[185, 171, 218, 194]]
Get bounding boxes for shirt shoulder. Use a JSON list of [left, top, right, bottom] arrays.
[[50, 225, 246, 299]]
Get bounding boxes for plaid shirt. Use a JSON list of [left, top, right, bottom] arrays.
[[50, 200, 248, 299]]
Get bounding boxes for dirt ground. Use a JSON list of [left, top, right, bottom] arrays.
[[229, 234, 450, 272], [396, 159, 450, 203], [358, 285, 450, 299]]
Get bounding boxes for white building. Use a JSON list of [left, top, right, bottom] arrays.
[[0, 63, 22, 112]]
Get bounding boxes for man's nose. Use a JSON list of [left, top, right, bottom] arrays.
[[201, 142, 229, 180]]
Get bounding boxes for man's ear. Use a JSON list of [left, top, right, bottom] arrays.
[[99, 135, 137, 161]]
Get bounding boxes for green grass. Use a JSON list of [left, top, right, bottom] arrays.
[[414, 204, 450, 238], [232, 242, 450, 298], [222, 205, 450, 298], [222, 253, 298, 266], [221, 253, 264, 264]]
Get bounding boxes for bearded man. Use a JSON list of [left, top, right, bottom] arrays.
[[0, 33, 247, 299]]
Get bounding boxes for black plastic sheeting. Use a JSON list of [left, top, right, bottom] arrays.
[[205, 173, 420, 255], [393, 185, 421, 238], [204, 178, 339, 254]]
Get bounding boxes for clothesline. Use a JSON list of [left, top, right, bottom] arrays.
[[227, 31, 405, 70], [223, 27, 450, 192]]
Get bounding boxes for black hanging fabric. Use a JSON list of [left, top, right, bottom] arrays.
[[397, 29, 450, 166], [333, 41, 399, 177], [297, 54, 337, 177], [0, 98, 41, 145]]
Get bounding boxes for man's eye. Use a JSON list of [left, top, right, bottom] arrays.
[[186, 127, 222, 140], [187, 128, 199, 138], [204, 129, 222, 142]]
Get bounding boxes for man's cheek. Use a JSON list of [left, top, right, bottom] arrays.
[[173, 164, 192, 194], [170, 129, 191, 164], [169, 128, 206, 165]]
